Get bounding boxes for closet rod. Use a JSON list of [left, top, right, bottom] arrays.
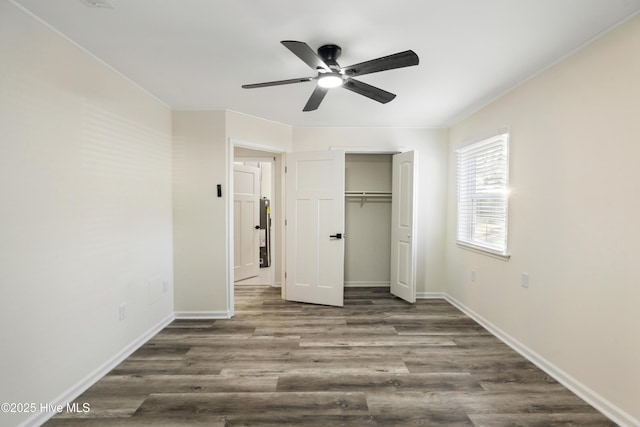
[[344, 191, 392, 196], [345, 194, 392, 198], [345, 191, 392, 207]]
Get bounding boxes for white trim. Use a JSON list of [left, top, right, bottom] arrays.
[[456, 131, 510, 257], [453, 127, 510, 151], [174, 311, 232, 320], [331, 146, 403, 154], [234, 156, 277, 288], [444, 294, 638, 427], [19, 289, 634, 427], [448, 10, 640, 127], [20, 313, 175, 427], [416, 292, 446, 299], [228, 138, 288, 319], [225, 109, 291, 128], [226, 137, 235, 318], [456, 242, 511, 261], [7, 1, 171, 110], [234, 156, 276, 164], [411, 290, 637, 425], [344, 281, 390, 288], [231, 138, 288, 154]]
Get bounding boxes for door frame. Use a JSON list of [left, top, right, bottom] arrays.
[[227, 142, 413, 315], [338, 146, 417, 304], [234, 157, 276, 286], [227, 138, 287, 317]]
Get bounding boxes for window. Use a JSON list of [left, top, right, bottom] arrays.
[[456, 132, 510, 257]]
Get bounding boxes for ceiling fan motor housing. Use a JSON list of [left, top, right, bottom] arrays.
[[317, 44, 342, 69], [242, 40, 419, 111]]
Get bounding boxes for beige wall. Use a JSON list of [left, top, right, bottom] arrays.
[[172, 111, 228, 314], [445, 15, 640, 425], [5, 0, 638, 424], [0, 3, 174, 426], [173, 121, 448, 314], [292, 127, 450, 294], [172, 110, 292, 315], [226, 110, 292, 150]]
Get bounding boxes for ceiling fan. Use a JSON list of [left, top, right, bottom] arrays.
[[242, 41, 419, 111]]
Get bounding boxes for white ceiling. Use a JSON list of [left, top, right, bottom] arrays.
[[12, 0, 640, 127]]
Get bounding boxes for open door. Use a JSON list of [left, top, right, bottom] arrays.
[[233, 164, 260, 281], [390, 151, 417, 303], [285, 150, 345, 307]]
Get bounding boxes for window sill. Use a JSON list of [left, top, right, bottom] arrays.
[[456, 242, 511, 261]]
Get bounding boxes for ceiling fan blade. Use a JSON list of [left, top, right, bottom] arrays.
[[303, 86, 329, 111], [281, 40, 332, 72], [242, 77, 314, 89], [343, 79, 396, 104], [343, 50, 419, 77]]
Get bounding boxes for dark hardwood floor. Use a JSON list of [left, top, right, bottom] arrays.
[[46, 286, 615, 426]]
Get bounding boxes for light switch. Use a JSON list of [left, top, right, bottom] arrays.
[[521, 272, 529, 288]]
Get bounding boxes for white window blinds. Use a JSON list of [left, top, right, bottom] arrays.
[[456, 132, 509, 256]]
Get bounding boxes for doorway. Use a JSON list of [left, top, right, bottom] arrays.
[[284, 149, 417, 307], [227, 139, 286, 317], [344, 153, 394, 288], [227, 142, 415, 315], [233, 159, 273, 285]]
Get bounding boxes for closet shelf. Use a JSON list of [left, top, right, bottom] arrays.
[[345, 191, 392, 206], [345, 191, 392, 196]]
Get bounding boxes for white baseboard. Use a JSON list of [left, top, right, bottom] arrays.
[[416, 291, 446, 299], [174, 310, 231, 319], [344, 281, 390, 287], [21, 312, 175, 427], [21, 294, 636, 427], [444, 294, 638, 427]]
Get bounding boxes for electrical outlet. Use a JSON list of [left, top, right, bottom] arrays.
[[119, 303, 127, 320], [521, 272, 529, 288], [471, 270, 476, 283]]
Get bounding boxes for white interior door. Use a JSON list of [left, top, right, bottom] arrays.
[[234, 164, 260, 281], [390, 151, 417, 303], [285, 150, 345, 307]]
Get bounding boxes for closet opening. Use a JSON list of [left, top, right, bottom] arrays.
[[344, 153, 394, 289], [282, 147, 415, 307]]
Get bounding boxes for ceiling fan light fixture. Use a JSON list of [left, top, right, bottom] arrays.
[[317, 74, 343, 88], [242, 41, 419, 111]]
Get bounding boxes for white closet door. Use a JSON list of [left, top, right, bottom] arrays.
[[390, 151, 417, 303], [285, 150, 345, 307], [234, 164, 260, 281]]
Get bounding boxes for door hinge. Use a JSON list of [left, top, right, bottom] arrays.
[[285, 219, 287, 226], [285, 272, 287, 279], [285, 166, 287, 173]]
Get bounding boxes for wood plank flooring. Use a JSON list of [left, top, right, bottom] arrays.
[[45, 286, 615, 426]]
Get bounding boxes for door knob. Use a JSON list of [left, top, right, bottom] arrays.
[[329, 233, 343, 239], [255, 225, 260, 230]]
